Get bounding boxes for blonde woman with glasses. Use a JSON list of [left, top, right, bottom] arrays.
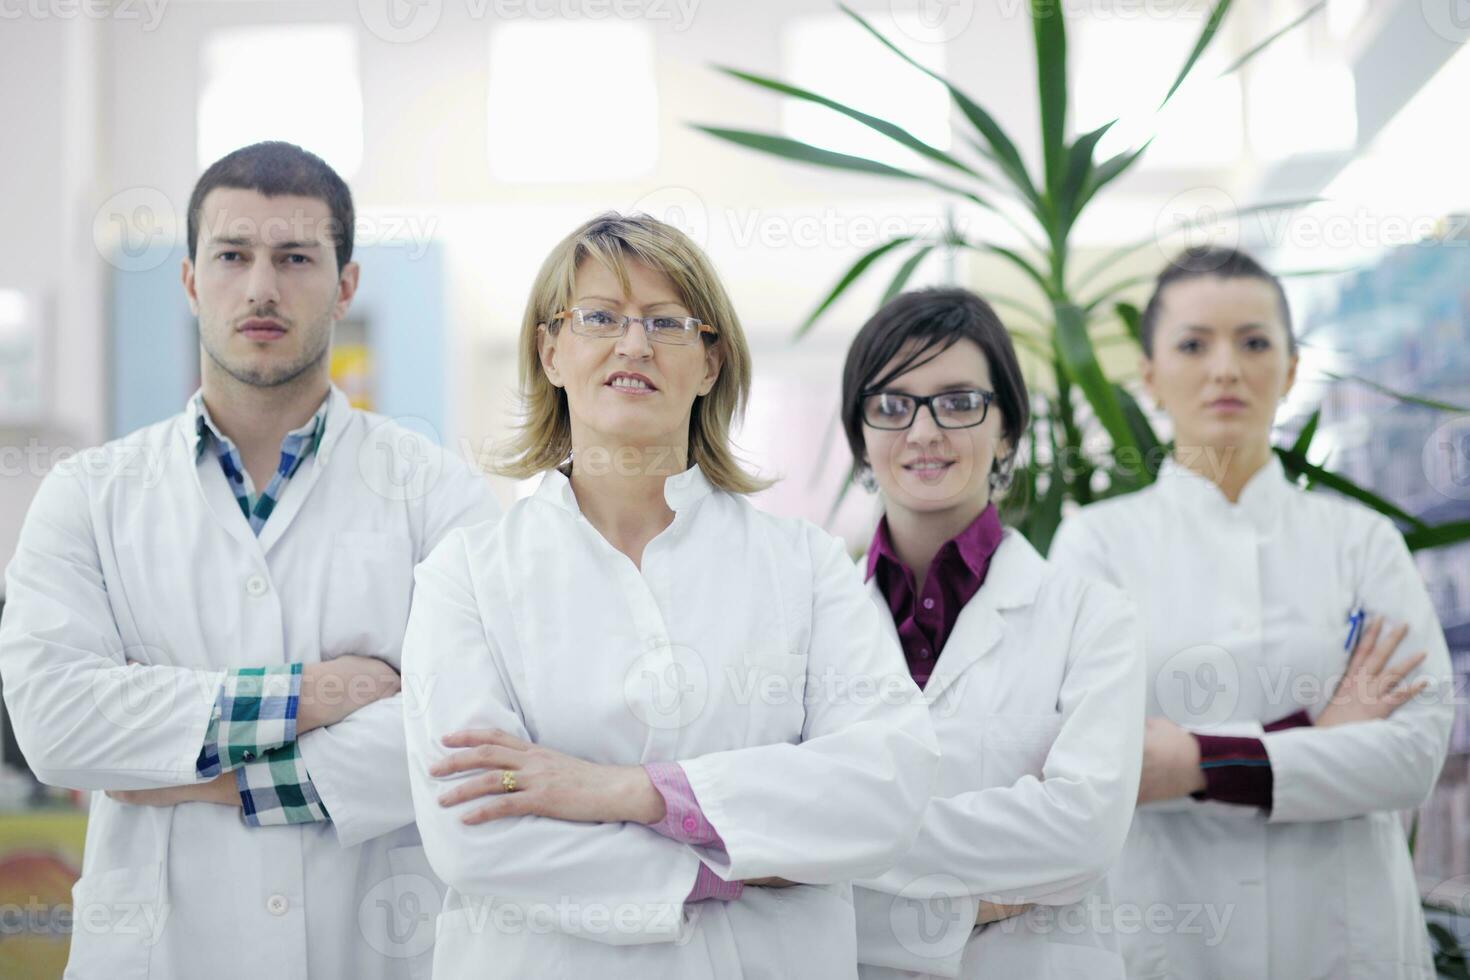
[[401, 213, 939, 979]]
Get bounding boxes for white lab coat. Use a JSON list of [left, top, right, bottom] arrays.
[[0, 386, 499, 980], [399, 463, 940, 980], [1050, 454, 1452, 980], [852, 528, 1143, 980]]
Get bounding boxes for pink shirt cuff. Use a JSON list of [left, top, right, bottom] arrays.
[[643, 762, 743, 903], [688, 862, 744, 902], [644, 761, 726, 847]]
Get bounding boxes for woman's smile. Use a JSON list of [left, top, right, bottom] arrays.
[[604, 371, 659, 396]]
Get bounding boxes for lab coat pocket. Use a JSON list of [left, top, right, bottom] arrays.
[[1342, 813, 1435, 972], [430, 904, 484, 979], [980, 713, 1064, 786], [731, 882, 858, 971], [1038, 939, 1126, 980], [1266, 611, 1352, 719], [64, 862, 163, 980], [737, 648, 808, 746], [966, 919, 1125, 980], [321, 531, 415, 660], [369, 844, 442, 980]]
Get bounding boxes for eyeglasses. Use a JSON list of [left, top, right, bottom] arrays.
[[551, 307, 718, 347], [861, 388, 994, 430]]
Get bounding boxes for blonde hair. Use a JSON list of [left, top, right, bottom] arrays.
[[496, 212, 772, 495]]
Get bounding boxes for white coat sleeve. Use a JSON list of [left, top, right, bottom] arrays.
[[1051, 511, 1215, 819], [0, 464, 226, 790], [1047, 511, 1124, 590], [862, 584, 1142, 898], [401, 529, 704, 946], [1265, 515, 1454, 824], [299, 450, 502, 848], [853, 586, 1142, 977], [677, 527, 941, 884]]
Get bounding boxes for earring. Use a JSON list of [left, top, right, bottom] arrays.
[[857, 467, 878, 493], [989, 454, 1016, 495]]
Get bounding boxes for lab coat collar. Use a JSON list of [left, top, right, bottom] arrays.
[[662, 463, 714, 511], [533, 461, 715, 515], [1157, 451, 1291, 532], [190, 391, 328, 467], [875, 528, 1047, 704], [962, 527, 1045, 611], [178, 385, 352, 554], [182, 385, 351, 465]]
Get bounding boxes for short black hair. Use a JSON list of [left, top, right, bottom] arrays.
[[186, 141, 355, 273], [1139, 246, 1295, 357], [841, 287, 1029, 480]]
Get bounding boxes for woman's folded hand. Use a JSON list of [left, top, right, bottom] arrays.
[[429, 727, 666, 826]]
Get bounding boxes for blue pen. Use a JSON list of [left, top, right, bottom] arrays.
[[1344, 606, 1366, 653]]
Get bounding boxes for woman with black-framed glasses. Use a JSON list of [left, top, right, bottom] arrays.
[[841, 287, 1144, 980]]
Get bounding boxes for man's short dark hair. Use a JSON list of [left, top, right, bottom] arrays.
[[186, 141, 355, 273]]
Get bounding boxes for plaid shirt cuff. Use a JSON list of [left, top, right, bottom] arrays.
[[195, 664, 302, 777], [236, 741, 331, 826]]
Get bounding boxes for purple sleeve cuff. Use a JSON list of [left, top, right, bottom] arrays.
[[643, 762, 726, 847], [1187, 710, 1313, 811], [1190, 734, 1274, 810], [1264, 709, 1313, 732]]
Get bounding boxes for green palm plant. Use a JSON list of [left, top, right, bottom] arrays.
[[694, 0, 1470, 556]]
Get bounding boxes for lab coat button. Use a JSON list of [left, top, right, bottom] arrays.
[[246, 575, 269, 597], [922, 598, 935, 610], [681, 816, 698, 834], [266, 894, 288, 916]]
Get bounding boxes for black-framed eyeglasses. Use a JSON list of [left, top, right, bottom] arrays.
[[860, 388, 994, 430], [551, 307, 718, 347]]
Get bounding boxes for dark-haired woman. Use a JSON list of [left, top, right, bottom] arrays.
[[1050, 246, 1451, 980], [845, 288, 1144, 979]]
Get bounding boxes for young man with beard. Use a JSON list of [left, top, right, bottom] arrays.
[[0, 141, 498, 978]]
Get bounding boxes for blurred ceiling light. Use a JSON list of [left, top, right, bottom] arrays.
[[1248, 49, 1357, 160], [1265, 45, 1470, 276], [780, 12, 950, 170], [197, 25, 363, 179], [0, 289, 27, 330], [487, 21, 658, 183], [1320, 42, 1470, 222], [1327, 0, 1369, 41], [1073, 13, 1243, 171]]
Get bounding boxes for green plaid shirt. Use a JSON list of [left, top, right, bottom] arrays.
[[192, 393, 331, 826]]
